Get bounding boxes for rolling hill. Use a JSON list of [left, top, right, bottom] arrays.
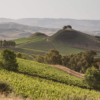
[[28, 32, 47, 38], [49, 27, 100, 51], [0, 22, 58, 39]]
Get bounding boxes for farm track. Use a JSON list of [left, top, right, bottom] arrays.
[[16, 40, 34, 47], [29, 55, 35, 60], [29, 54, 84, 79], [46, 37, 56, 50], [51, 65, 84, 79]]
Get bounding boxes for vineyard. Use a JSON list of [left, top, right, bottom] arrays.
[[0, 69, 100, 100], [0, 52, 100, 99], [17, 58, 88, 88]]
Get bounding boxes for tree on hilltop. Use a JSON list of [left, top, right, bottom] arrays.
[[63, 25, 72, 29]]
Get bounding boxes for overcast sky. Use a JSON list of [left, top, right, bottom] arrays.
[[0, 0, 99, 20]]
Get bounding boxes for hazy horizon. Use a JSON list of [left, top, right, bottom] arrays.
[[0, 0, 100, 20]]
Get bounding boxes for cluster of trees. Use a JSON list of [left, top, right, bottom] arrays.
[[0, 40, 16, 47], [62, 50, 99, 73], [35, 49, 100, 74], [63, 25, 72, 29], [35, 49, 100, 90], [35, 49, 62, 65]]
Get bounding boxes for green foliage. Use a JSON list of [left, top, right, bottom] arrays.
[[17, 58, 88, 88], [44, 49, 62, 65], [35, 55, 44, 63], [16, 52, 26, 59], [84, 67, 100, 89], [1, 49, 18, 71], [1, 40, 16, 47], [21, 56, 26, 59], [62, 50, 97, 73], [0, 69, 100, 100], [16, 52, 22, 58], [0, 61, 4, 69]]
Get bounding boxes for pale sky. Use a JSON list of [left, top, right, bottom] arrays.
[[0, 0, 99, 20]]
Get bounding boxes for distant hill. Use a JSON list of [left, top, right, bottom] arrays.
[[0, 22, 58, 39], [49, 26, 100, 51], [14, 18, 100, 31], [1, 18, 100, 32], [28, 32, 47, 38]]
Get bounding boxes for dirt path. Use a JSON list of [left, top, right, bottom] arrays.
[[16, 40, 34, 47], [29, 55, 35, 60], [46, 37, 56, 50], [29, 54, 84, 79], [51, 65, 84, 79]]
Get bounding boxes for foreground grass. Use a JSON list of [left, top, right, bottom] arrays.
[[0, 69, 100, 100], [17, 58, 88, 88]]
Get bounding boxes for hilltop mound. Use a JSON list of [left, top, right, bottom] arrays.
[[28, 32, 47, 38], [49, 27, 100, 51]]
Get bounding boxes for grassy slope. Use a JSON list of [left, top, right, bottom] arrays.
[[13, 37, 35, 45], [17, 58, 86, 88], [21, 53, 33, 60], [49, 29, 100, 52], [12, 35, 100, 56], [20, 40, 54, 51], [0, 69, 100, 100], [14, 36, 46, 45], [53, 43, 85, 55], [8, 48, 46, 56]]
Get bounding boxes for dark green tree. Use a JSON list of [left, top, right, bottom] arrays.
[[1, 49, 18, 71], [16, 52, 22, 58], [35, 55, 44, 63], [44, 49, 62, 65], [84, 67, 100, 89]]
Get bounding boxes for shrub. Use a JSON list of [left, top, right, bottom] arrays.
[[84, 67, 100, 89], [16, 52, 22, 58], [1, 49, 18, 71], [35, 55, 44, 63]]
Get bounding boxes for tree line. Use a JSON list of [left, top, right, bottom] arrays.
[[35, 49, 100, 90], [0, 48, 100, 90], [0, 40, 16, 47], [35, 49, 100, 74]]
